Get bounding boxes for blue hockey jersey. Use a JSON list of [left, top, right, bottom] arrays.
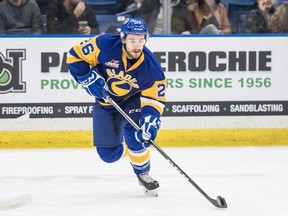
[[66, 33, 166, 119]]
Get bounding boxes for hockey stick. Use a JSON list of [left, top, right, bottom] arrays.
[[101, 90, 227, 208], [0, 194, 32, 211]]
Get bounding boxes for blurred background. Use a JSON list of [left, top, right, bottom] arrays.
[[1, 0, 288, 35]]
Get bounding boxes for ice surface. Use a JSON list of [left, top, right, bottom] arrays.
[[0, 147, 287, 216]]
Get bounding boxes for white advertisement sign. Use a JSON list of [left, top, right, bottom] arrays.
[[148, 36, 288, 101], [0, 36, 287, 129]]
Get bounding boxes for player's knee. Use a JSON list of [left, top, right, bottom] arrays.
[[126, 139, 143, 151], [124, 127, 143, 151], [96, 146, 124, 163]]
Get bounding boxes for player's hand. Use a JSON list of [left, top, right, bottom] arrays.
[[136, 115, 161, 148], [74, 1, 86, 18], [77, 68, 107, 99], [81, 26, 91, 35]]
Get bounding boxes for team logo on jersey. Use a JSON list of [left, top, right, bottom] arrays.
[[106, 69, 139, 96], [105, 59, 120, 69], [0, 49, 26, 94]]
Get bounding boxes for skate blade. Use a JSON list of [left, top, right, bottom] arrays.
[[143, 188, 158, 197]]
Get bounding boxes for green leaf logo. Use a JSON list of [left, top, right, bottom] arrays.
[[0, 70, 10, 85]]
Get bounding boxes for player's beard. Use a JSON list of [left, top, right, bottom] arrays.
[[126, 48, 142, 59]]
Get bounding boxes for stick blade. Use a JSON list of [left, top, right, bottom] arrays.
[[208, 196, 228, 208], [0, 194, 33, 211], [216, 196, 228, 208]]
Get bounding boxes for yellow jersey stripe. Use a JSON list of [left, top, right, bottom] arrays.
[[141, 97, 165, 109], [128, 148, 150, 164], [141, 80, 166, 102], [127, 53, 144, 72], [141, 101, 164, 114], [66, 54, 83, 64]]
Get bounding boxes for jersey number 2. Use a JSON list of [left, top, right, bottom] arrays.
[[157, 83, 165, 98]]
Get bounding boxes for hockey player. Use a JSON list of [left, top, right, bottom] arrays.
[[66, 17, 166, 197]]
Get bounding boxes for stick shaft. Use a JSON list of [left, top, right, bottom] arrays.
[[104, 95, 225, 207]]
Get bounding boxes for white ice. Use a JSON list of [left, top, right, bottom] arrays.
[[0, 146, 288, 216]]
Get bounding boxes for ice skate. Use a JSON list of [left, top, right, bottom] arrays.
[[137, 173, 159, 197]]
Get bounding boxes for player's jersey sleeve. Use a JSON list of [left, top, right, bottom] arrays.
[[66, 36, 100, 82], [139, 48, 166, 120], [140, 79, 166, 119]]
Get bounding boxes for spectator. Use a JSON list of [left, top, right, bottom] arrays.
[[0, 0, 42, 34], [36, 0, 51, 34], [41, 0, 100, 35], [116, 0, 136, 13], [135, 0, 196, 34], [244, 0, 276, 33], [188, 0, 231, 34], [104, 25, 121, 34], [270, 2, 288, 33], [36, 0, 50, 13], [172, 0, 198, 34]]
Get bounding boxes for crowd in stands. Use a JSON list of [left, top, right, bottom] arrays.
[[0, 0, 288, 35]]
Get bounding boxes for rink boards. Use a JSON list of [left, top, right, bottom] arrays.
[[1, 128, 288, 149], [1, 35, 288, 148]]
